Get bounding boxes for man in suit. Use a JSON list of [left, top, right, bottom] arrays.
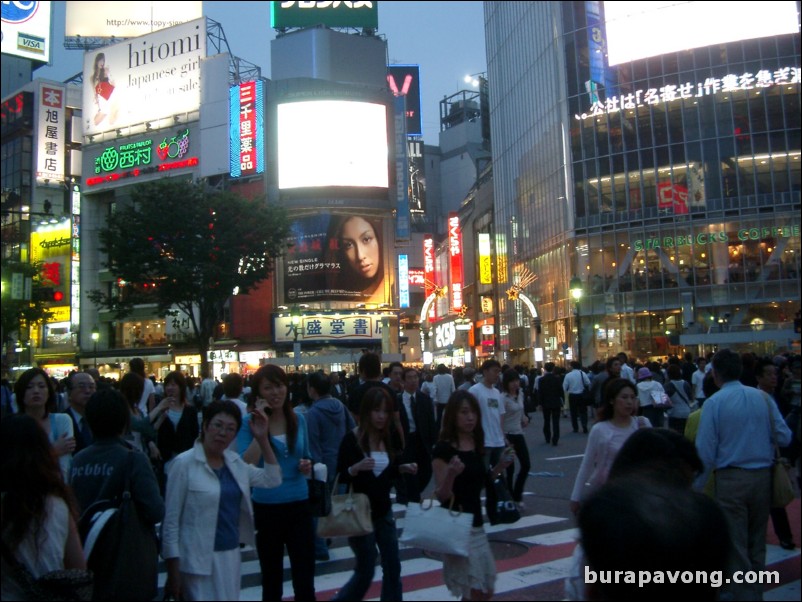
[[65, 371, 96, 453], [396, 367, 437, 504]]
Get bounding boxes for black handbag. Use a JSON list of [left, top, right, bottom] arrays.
[[308, 478, 332, 517], [485, 474, 521, 525], [1, 540, 94, 602]]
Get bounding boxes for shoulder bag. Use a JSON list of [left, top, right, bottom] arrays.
[[764, 395, 795, 508], [316, 474, 373, 538], [0, 540, 93, 602], [485, 473, 522, 525], [399, 496, 473, 557]]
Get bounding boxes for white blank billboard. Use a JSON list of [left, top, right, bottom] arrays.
[[277, 100, 389, 190], [604, 1, 800, 66]]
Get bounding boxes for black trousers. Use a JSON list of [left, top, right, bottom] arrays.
[[505, 432, 531, 502], [396, 432, 433, 504], [568, 393, 588, 432], [542, 407, 561, 444]]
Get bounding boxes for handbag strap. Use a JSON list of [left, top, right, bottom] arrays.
[[761, 392, 782, 460]]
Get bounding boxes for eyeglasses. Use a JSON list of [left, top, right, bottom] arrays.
[[208, 421, 238, 435]]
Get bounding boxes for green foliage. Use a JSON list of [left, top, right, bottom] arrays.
[[0, 258, 53, 345], [89, 179, 289, 361]]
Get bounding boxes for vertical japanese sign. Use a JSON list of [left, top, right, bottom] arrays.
[[448, 212, 463, 312], [496, 231, 509, 284], [229, 80, 264, 178], [423, 234, 435, 319], [478, 232, 492, 284], [393, 95, 410, 241], [37, 83, 65, 184], [398, 254, 410, 308]]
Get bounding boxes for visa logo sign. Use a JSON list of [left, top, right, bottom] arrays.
[[18, 33, 45, 54]]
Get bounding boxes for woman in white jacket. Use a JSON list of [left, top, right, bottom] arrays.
[[162, 400, 282, 601]]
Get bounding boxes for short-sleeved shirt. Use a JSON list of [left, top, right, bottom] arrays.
[[468, 383, 506, 448], [432, 441, 487, 527]]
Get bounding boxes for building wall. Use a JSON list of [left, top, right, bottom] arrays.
[[485, 1, 801, 365]]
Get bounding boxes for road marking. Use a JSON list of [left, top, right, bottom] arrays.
[[546, 454, 584, 461]]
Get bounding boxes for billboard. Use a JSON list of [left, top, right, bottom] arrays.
[[284, 213, 389, 304], [603, 1, 799, 67], [274, 313, 387, 343], [82, 18, 206, 137], [277, 100, 388, 189], [66, 1, 202, 38], [448, 213, 463, 312], [1, 1, 51, 62], [229, 80, 265, 178], [36, 83, 66, 184], [30, 221, 71, 319], [270, 1, 379, 29], [387, 64, 422, 137], [85, 126, 198, 188]]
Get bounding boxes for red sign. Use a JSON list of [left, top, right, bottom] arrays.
[[423, 234, 435, 319], [657, 182, 689, 214], [448, 212, 463, 312]]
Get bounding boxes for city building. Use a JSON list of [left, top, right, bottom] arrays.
[[485, 1, 801, 366]]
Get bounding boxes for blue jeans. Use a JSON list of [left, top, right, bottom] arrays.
[[331, 511, 402, 601]]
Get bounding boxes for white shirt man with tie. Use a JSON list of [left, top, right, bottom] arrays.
[[65, 371, 96, 454], [396, 368, 437, 504]]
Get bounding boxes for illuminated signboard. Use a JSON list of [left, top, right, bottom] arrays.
[[273, 314, 387, 343], [398, 254, 410, 308], [270, 1, 379, 29], [448, 212, 463, 311], [82, 18, 206, 137], [408, 268, 424, 287], [36, 83, 65, 184], [576, 65, 800, 121], [603, 1, 799, 67], [86, 129, 196, 186], [1, 92, 33, 133], [496, 232, 508, 284], [387, 64, 422, 137], [1, 1, 51, 62], [229, 80, 265, 178], [30, 221, 71, 319], [423, 234, 435, 319], [478, 232, 492, 284], [394, 95, 410, 241]]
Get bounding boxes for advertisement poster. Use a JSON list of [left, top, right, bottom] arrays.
[[284, 214, 388, 304]]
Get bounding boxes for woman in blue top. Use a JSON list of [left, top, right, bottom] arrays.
[[237, 364, 315, 601]]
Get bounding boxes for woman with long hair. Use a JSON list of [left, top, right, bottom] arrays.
[[432, 390, 514, 601], [328, 215, 385, 302], [14, 367, 75, 480], [569, 378, 651, 515], [332, 386, 417, 601], [0, 414, 85, 599], [236, 364, 316, 601], [151, 371, 199, 477], [162, 401, 280, 601], [500, 368, 530, 508], [119, 371, 160, 460]]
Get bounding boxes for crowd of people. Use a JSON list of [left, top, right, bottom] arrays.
[[0, 348, 799, 601]]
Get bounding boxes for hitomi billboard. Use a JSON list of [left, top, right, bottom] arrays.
[[82, 18, 207, 137]]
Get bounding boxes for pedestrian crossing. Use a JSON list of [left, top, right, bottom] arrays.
[[157, 496, 801, 601]]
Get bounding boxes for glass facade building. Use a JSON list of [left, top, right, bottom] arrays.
[[485, 1, 801, 364]]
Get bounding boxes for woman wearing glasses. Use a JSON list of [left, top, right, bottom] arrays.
[[162, 400, 282, 601]]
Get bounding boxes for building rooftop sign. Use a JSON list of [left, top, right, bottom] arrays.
[[270, 1, 378, 30]]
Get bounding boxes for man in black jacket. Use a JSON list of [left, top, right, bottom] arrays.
[[538, 362, 564, 446], [396, 367, 437, 503]]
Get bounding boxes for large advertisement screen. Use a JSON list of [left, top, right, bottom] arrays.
[[1, 1, 51, 62], [82, 18, 206, 137], [277, 100, 389, 189], [284, 213, 389, 304], [603, 1, 800, 66], [66, 2, 202, 38]]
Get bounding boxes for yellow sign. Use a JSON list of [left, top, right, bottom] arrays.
[[174, 354, 202, 365], [478, 233, 493, 284], [495, 233, 508, 284], [30, 223, 71, 263], [47, 306, 71, 324]]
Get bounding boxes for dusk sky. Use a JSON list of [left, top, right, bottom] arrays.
[[35, 1, 488, 142]]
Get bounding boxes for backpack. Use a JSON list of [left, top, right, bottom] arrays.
[[78, 452, 159, 601]]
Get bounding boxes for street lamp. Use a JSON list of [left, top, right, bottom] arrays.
[[569, 276, 583, 368], [290, 306, 301, 373], [91, 326, 99, 368]]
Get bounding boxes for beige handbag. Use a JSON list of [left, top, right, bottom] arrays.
[[764, 394, 796, 508], [316, 474, 373, 538]]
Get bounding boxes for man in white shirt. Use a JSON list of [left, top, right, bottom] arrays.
[[617, 352, 636, 384], [563, 361, 591, 433], [199, 368, 217, 407], [469, 359, 507, 466], [432, 364, 455, 425], [692, 357, 708, 406]]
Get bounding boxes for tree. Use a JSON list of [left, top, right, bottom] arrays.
[[88, 179, 290, 375], [0, 258, 54, 364]]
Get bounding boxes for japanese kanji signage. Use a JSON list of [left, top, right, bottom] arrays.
[[229, 80, 264, 178], [36, 83, 65, 184], [273, 314, 386, 343]]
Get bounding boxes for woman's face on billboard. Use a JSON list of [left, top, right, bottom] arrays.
[[340, 216, 380, 280]]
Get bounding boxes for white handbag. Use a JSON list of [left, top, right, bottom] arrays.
[[399, 498, 473, 557]]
